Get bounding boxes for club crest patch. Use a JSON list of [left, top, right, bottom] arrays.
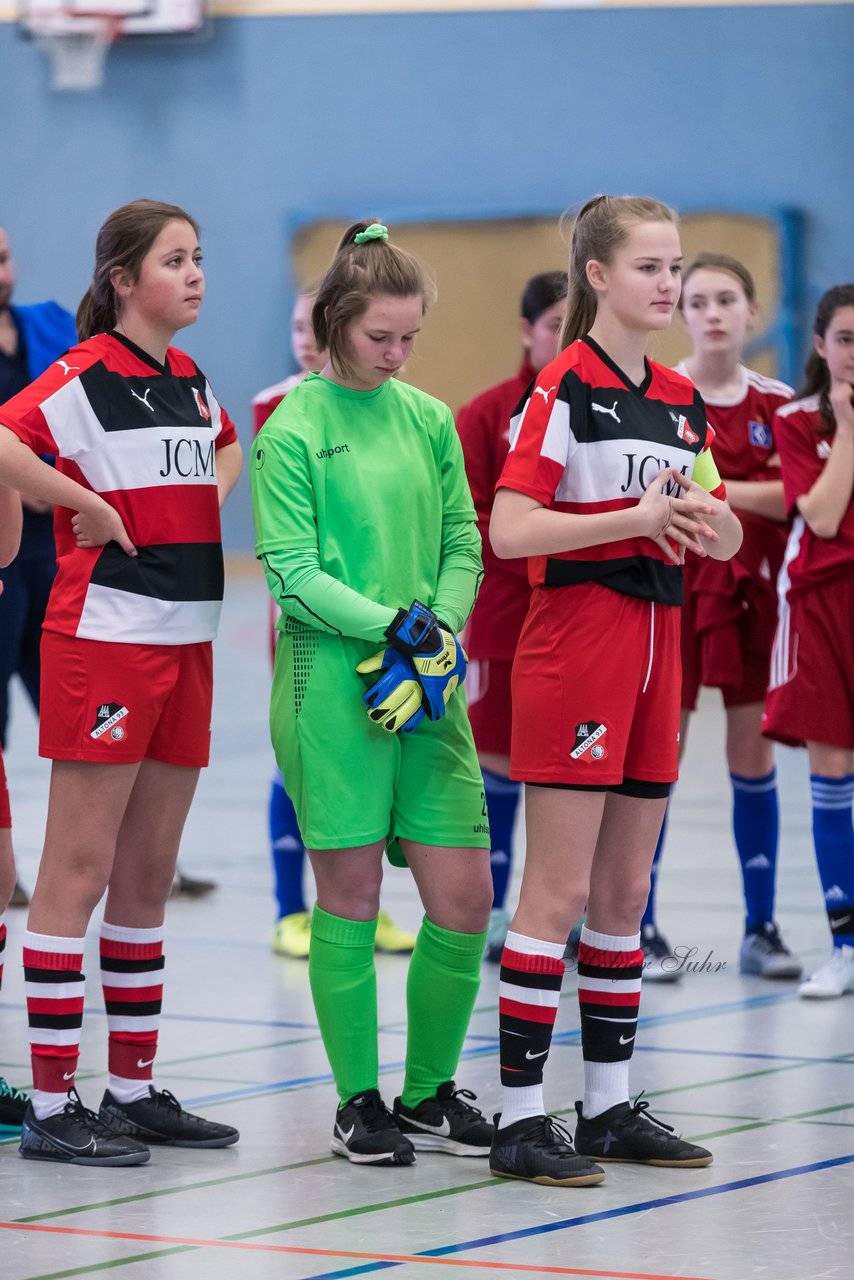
[[571, 721, 608, 760], [90, 702, 129, 741], [748, 420, 772, 448]]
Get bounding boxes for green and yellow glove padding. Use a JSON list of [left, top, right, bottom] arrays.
[[356, 648, 426, 734], [384, 600, 467, 721]]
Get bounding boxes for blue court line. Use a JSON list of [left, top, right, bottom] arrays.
[[630, 1044, 854, 1067], [303, 1152, 854, 1280], [0, 1002, 318, 1031]]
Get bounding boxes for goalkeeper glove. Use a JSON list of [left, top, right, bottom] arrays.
[[356, 648, 425, 734], [384, 599, 467, 721]]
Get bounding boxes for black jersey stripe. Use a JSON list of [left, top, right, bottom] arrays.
[[78, 362, 213, 434], [91, 542, 224, 602]]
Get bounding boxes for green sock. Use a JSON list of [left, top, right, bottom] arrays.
[[401, 915, 486, 1110], [309, 905, 378, 1104]]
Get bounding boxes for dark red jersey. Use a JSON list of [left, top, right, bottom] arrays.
[[0, 332, 237, 644], [252, 373, 304, 438], [456, 360, 534, 661], [774, 395, 854, 598], [498, 337, 725, 607], [674, 363, 793, 481]]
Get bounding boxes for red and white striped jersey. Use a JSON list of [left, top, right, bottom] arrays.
[[0, 331, 237, 644], [674, 362, 793, 480], [252, 373, 305, 438], [774, 395, 854, 598], [498, 337, 725, 606]]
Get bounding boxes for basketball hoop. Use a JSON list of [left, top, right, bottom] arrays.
[[32, 12, 122, 90]]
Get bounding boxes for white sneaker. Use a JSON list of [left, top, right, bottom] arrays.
[[799, 944, 854, 999]]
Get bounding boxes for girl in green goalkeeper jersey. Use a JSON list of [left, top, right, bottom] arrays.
[[251, 220, 494, 1167]]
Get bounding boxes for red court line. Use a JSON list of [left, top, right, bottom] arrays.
[[0, 1220, 716, 1279]]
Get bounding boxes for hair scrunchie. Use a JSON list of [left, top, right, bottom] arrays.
[[354, 224, 389, 245]]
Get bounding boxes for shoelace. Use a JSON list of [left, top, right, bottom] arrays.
[[148, 1089, 185, 1114], [351, 1093, 396, 1133], [443, 1086, 485, 1120], [626, 1093, 678, 1136], [63, 1088, 122, 1138], [535, 1114, 577, 1154], [0, 1078, 28, 1103]]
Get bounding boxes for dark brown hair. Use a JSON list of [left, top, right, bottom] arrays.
[[560, 195, 678, 349], [679, 252, 757, 310], [312, 220, 436, 380], [77, 199, 200, 341], [800, 283, 854, 431], [521, 271, 568, 323]]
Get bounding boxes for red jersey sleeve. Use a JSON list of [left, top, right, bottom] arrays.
[[773, 407, 825, 515], [0, 345, 101, 455], [497, 371, 568, 506], [253, 395, 283, 437]]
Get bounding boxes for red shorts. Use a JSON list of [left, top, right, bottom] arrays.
[[763, 575, 854, 751], [511, 583, 681, 787], [467, 659, 513, 757], [0, 745, 10, 829], [680, 577, 773, 711], [40, 633, 213, 767]]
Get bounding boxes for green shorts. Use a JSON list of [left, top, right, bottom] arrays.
[[269, 620, 491, 853]]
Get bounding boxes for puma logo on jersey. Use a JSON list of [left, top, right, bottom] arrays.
[[56, 360, 79, 376], [534, 385, 556, 405], [131, 388, 154, 411], [192, 387, 211, 420], [592, 400, 621, 423]]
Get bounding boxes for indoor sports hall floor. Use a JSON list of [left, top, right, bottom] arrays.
[[1, 563, 851, 1280]]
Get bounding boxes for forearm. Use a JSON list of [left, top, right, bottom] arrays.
[[217, 441, 243, 507], [260, 546, 396, 641], [0, 483, 22, 566], [700, 499, 743, 561], [797, 432, 854, 538], [0, 428, 100, 515], [491, 490, 643, 559], [726, 479, 786, 522], [430, 520, 483, 633]]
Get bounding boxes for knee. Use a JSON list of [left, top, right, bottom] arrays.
[[588, 878, 650, 935], [315, 880, 382, 923], [516, 884, 588, 942]]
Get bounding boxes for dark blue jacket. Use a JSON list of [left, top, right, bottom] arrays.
[[12, 300, 77, 380]]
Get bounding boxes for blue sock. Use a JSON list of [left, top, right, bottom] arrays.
[[641, 802, 669, 931], [269, 769, 306, 919], [731, 770, 779, 930], [811, 775, 854, 949], [482, 768, 521, 911]]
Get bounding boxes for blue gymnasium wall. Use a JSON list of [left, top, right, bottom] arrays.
[[1, 5, 853, 549]]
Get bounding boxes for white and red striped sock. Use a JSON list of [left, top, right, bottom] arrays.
[[578, 925, 643, 1118], [498, 931, 566, 1128], [23, 930, 86, 1120], [100, 921, 164, 1104]]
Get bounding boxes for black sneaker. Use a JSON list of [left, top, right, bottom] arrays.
[[19, 1090, 150, 1166], [394, 1081, 493, 1156], [574, 1095, 713, 1166], [0, 1079, 30, 1133], [99, 1087, 239, 1148], [641, 925, 682, 983], [171, 869, 217, 898], [489, 1113, 605, 1186], [331, 1089, 415, 1166]]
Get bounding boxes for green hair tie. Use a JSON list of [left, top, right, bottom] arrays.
[[354, 224, 389, 245]]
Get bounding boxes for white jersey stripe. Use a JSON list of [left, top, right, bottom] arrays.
[[76, 586, 222, 645]]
